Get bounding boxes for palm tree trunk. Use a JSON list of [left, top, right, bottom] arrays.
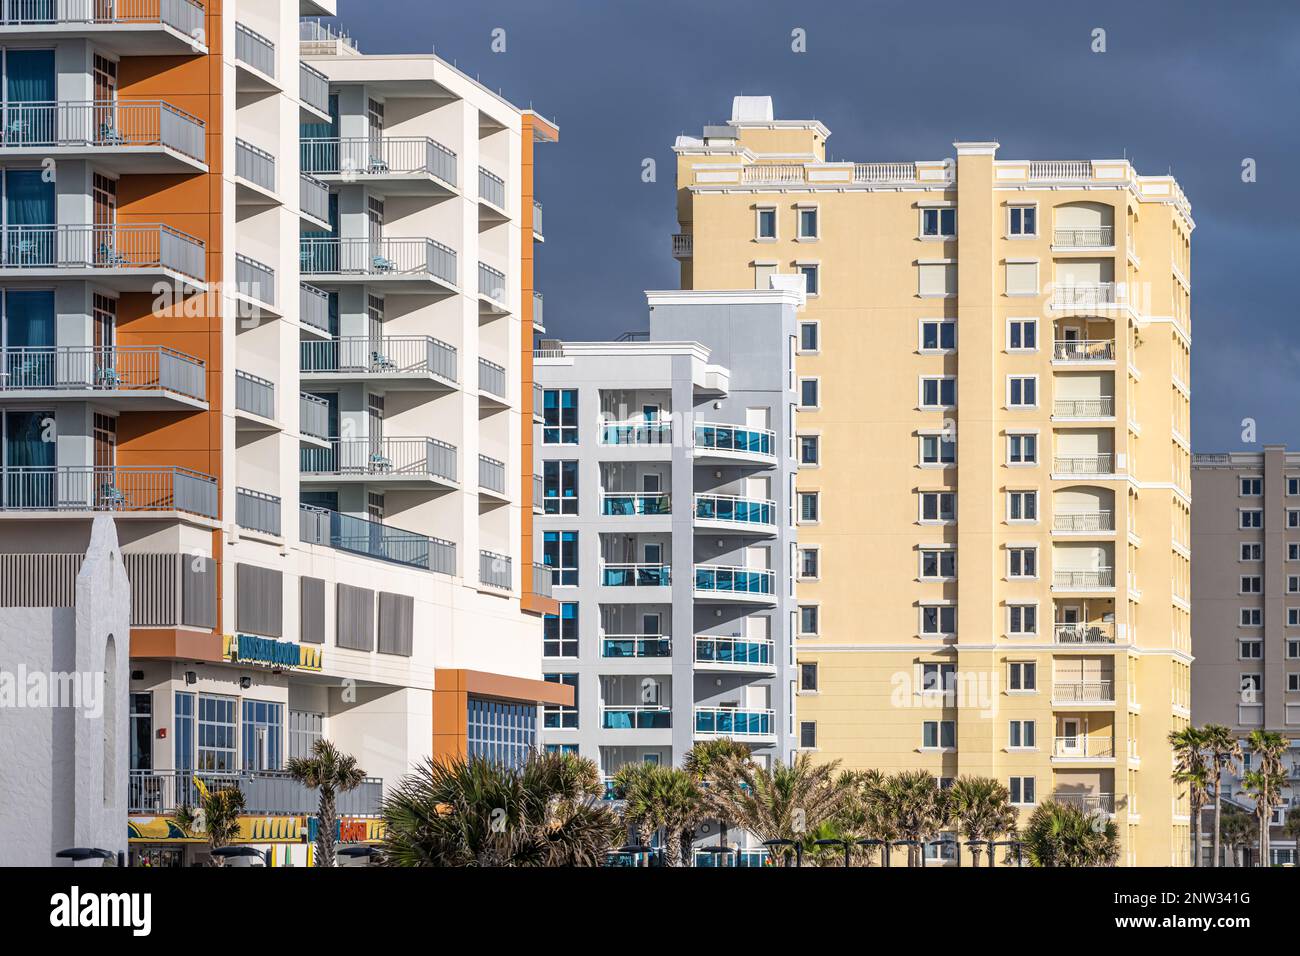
[[680, 829, 693, 867], [1212, 790, 1222, 867], [317, 788, 337, 868], [1191, 796, 1202, 867]]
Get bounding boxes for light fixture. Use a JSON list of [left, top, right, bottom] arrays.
[[184, 671, 197, 685], [240, 676, 252, 690]]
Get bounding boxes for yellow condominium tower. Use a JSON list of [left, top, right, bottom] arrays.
[[673, 96, 1193, 866]]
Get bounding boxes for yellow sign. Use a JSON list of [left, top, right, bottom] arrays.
[[222, 634, 322, 671]]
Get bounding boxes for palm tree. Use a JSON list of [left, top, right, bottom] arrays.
[[1283, 807, 1300, 868], [705, 752, 847, 866], [1168, 725, 1211, 867], [174, 777, 246, 866], [379, 751, 621, 866], [683, 738, 751, 850], [1220, 805, 1255, 867], [1201, 724, 1242, 867], [1242, 729, 1289, 866], [877, 769, 950, 866], [1021, 800, 1119, 867], [611, 761, 658, 851], [286, 739, 367, 868], [615, 765, 706, 866], [948, 776, 1018, 866]]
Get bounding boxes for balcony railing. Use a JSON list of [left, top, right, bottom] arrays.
[[854, 162, 919, 183], [479, 549, 511, 589], [478, 357, 506, 397], [299, 17, 357, 56], [694, 493, 774, 526], [602, 706, 671, 730], [672, 233, 692, 258], [600, 419, 672, 445], [694, 565, 775, 596], [1051, 282, 1118, 308], [0, 345, 205, 400], [299, 62, 329, 115], [0, 0, 207, 39], [1052, 568, 1115, 589], [235, 487, 280, 535], [299, 391, 328, 440], [0, 465, 217, 517], [532, 473, 543, 512], [532, 200, 543, 238], [601, 634, 671, 658], [301, 436, 457, 483], [128, 769, 383, 816], [1052, 339, 1115, 362], [478, 166, 505, 207], [478, 454, 505, 493], [602, 563, 670, 587], [695, 636, 774, 667], [1051, 680, 1116, 703], [1051, 792, 1114, 814], [300, 136, 457, 187], [299, 283, 330, 333], [694, 848, 771, 868], [478, 261, 507, 302], [234, 369, 274, 419], [1053, 737, 1115, 758], [1029, 161, 1093, 180], [299, 173, 329, 223], [1053, 622, 1116, 644], [1053, 511, 1114, 532], [300, 503, 454, 573], [533, 290, 544, 330], [234, 22, 275, 77], [300, 236, 456, 285], [301, 335, 457, 382], [601, 492, 670, 516], [0, 223, 204, 281], [695, 707, 774, 738], [234, 253, 275, 306], [694, 422, 775, 457], [1053, 397, 1113, 418], [0, 99, 204, 161], [235, 137, 275, 192], [532, 561, 552, 598], [1052, 454, 1114, 475], [1053, 226, 1114, 248]]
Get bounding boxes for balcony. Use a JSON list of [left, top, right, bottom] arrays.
[[299, 392, 328, 442], [1051, 680, 1116, 705], [234, 22, 276, 86], [235, 487, 280, 536], [671, 233, 692, 259], [600, 419, 672, 446], [233, 369, 275, 422], [1051, 791, 1114, 815], [694, 636, 776, 672], [1052, 737, 1115, 760], [1029, 161, 1093, 180], [128, 769, 383, 817], [0, 465, 217, 518], [1052, 511, 1114, 533], [602, 705, 671, 730], [1052, 339, 1115, 363], [1050, 283, 1119, 310], [479, 550, 512, 590], [532, 561, 553, 599], [300, 236, 457, 290], [694, 707, 775, 740], [299, 173, 329, 227], [299, 62, 330, 118], [533, 290, 544, 333], [300, 335, 457, 389], [693, 422, 776, 462], [478, 357, 507, 400], [601, 491, 670, 516], [0, 99, 204, 171], [0, 0, 207, 55], [299, 284, 331, 334], [299, 17, 357, 56], [1052, 568, 1115, 591], [478, 165, 506, 210], [1053, 226, 1114, 249], [0, 223, 204, 286], [478, 262, 508, 310], [478, 454, 506, 495], [0, 345, 205, 408], [1053, 622, 1117, 645], [234, 253, 276, 309], [693, 565, 776, 602], [234, 137, 276, 197], [694, 493, 775, 532], [300, 136, 457, 194], [1052, 454, 1114, 477], [1053, 397, 1113, 420], [601, 563, 671, 587], [601, 635, 672, 658], [300, 436, 457, 488], [300, 503, 454, 573], [532, 200, 543, 240]]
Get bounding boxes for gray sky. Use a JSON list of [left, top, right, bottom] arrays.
[[338, 0, 1300, 452]]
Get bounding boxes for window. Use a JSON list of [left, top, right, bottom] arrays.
[[1005, 260, 1039, 296], [799, 605, 820, 636], [542, 389, 577, 444], [1240, 509, 1263, 529], [798, 491, 820, 523], [921, 207, 956, 238], [1008, 547, 1038, 579], [921, 605, 956, 635], [542, 674, 578, 729], [1009, 776, 1036, 805], [920, 376, 957, 409], [468, 697, 537, 769], [799, 721, 818, 749], [1239, 639, 1263, 660], [1289, 639, 1300, 658], [1008, 433, 1038, 465], [753, 261, 777, 289], [1241, 608, 1262, 627], [545, 743, 578, 756], [1290, 575, 1300, 595], [1290, 543, 1300, 562], [1008, 604, 1038, 636], [543, 460, 578, 515], [289, 710, 323, 762], [130, 693, 152, 772], [797, 206, 819, 239], [1008, 319, 1037, 351], [1009, 720, 1037, 749], [920, 491, 956, 523], [799, 378, 820, 409], [543, 530, 578, 586], [1240, 477, 1262, 496], [921, 664, 956, 700], [1008, 205, 1037, 237], [799, 321, 819, 352], [756, 206, 777, 239], [196, 694, 237, 772], [544, 602, 578, 657], [800, 662, 819, 691], [922, 720, 956, 749], [1241, 542, 1262, 561], [1290, 674, 1300, 693], [920, 433, 956, 465], [241, 699, 284, 771], [799, 435, 820, 465], [1241, 575, 1262, 594], [920, 319, 956, 352], [1289, 510, 1300, 529], [1007, 490, 1038, 522], [799, 548, 820, 580], [919, 548, 956, 580], [174, 692, 195, 771], [1008, 661, 1037, 691], [798, 263, 819, 296], [918, 261, 957, 297], [1008, 376, 1038, 408], [1290, 477, 1300, 496]]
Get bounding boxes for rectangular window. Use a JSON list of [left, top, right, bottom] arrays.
[[543, 531, 579, 586], [799, 548, 820, 580], [920, 605, 956, 635], [798, 264, 819, 295], [1009, 776, 1036, 805], [922, 720, 956, 749], [920, 433, 956, 465], [1009, 720, 1037, 749], [921, 207, 956, 238], [799, 378, 820, 409], [919, 549, 957, 580], [1290, 544, 1300, 562], [1008, 433, 1038, 465], [800, 662, 819, 691], [288, 710, 323, 762], [542, 674, 578, 729], [799, 435, 820, 465], [800, 721, 818, 749], [543, 459, 579, 515], [241, 699, 284, 771], [922, 663, 956, 693], [1289, 639, 1300, 659], [1240, 477, 1262, 496], [799, 321, 819, 352], [756, 206, 777, 239], [920, 319, 956, 352], [799, 605, 820, 636], [798, 491, 820, 523], [918, 261, 957, 296], [1289, 510, 1300, 529], [1241, 608, 1262, 627], [1289, 674, 1300, 693], [920, 376, 957, 409], [543, 602, 579, 657], [1008, 376, 1038, 408], [1239, 640, 1263, 660], [1007, 490, 1038, 522], [1241, 542, 1263, 561], [1008, 319, 1038, 351], [798, 207, 819, 239], [1008, 604, 1038, 636], [1008, 662, 1037, 691], [1241, 575, 1263, 594], [1240, 509, 1263, 529], [196, 694, 237, 772], [174, 692, 195, 771], [1005, 261, 1039, 296], [543, 389, 578, 444], [1008, 547, 1038, 579], [1289, 575, 1300, 594], [920, 491, 956, 522], [1008, 205, 1037, 237]]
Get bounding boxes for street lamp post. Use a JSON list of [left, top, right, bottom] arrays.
[[814, 837, 854, 868], [857, 838, 890, 868], [210, 845, 271, 867], [696, 845, 735, 869], [990, 839, 1024, 868], [55, 847, 119, 867], [763, 838, 803, 868]]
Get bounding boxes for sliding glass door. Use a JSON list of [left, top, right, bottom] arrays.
[[4, 168, 56, 266], [1, 288, 55, 387], [2, 49, 55, 146], [3, 409, 55, 508]]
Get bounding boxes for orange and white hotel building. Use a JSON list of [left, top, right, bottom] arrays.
[[0, 3, 565, 863]]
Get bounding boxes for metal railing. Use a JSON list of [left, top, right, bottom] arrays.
[[128, 769, 383, 816], [1053, 226, 1114, 247], [1052, 454, 1113, 475], [601, 563, 670, 587], [235, 487, 280, 535], [478, 454, 505, 493], [1051, 792, 1114, 813], [602, 706, 671, 730], [533, 382, 544, 421], [1053, 737, 1115, 758], [234, 22, 275, 77], [478, 261, 507, 302], [533, 290, 544, 329], [601, 634, 671, 658], [1052, 679, 1115, 703], [1051, 282, 1118, 308], [601, 491, 670, 516], [234, 369, 274, 419], [1052, 339, 1115, 362], [234, 253, 275, 306], [1054, 397, 1113, 418], [301, 436, 457, 482], [299, 62, 329, 115], [1029, 161, 1093, 180], [0, 465, 217, 516], [671, 233, 692, 258], [1053, 623, 1117, 644], [693, 564, 775, 596], [532, 561, 552, 598], [479, 549, 511, 589], [299, 173, 329, 223], [1052, 568, 1116, 589], [300, 236, 456, 285], [478, 165, 505, 207], [298, 17, 358, 55], [695, 636, 774, 666], [1052, 511, 1114, 532], [694, 493, 774, 525], [301, 136, 457, 187], [0, 0, 204, 35], [478, 356, 506, 397], [234, 137, 275, 191], [694, 422, 775, 457], [532, 199, 543, 237], [299, 502, 454, 573], [600, 419, 672, 445], [301, 335, 457, 382], [0, 99, 205, 161], [532, 473, 543, 511], [0, 223, 204, 281], [299, 283, 330, 333], [694, 707, 774, 737], [0, 345, 205, 400], [299, 391, 328, 440]]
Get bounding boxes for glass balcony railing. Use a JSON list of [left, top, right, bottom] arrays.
[[601, 635, 671, 658], [599, 419, 672, 445], [694, 422, 774, 457], [694, 636, 774, 667], [694, 493, 774, 526], [601, 492, 670, 516], [694, 707, 774, 738], [693, 565, 775, 596], [601, 563, 671, 587], [601, 706, 672, 730]]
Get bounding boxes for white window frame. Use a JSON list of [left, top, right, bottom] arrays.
[[921, 719, 957, 751], [1006, 489, 1039, 524], [1006, 317, 1039, 352], [1239, 639, 1263, 661], [797, 490, 820, 526], [1006, 202, 1039, 239], [1239, 476, 1263, 497], [1008, 719, 1037, 751], [918, 318, 957, 354], [795, 202, 820, 241], [1006, 431, 1039, 466], [798, 433, 820, 468], [918, 375, 957, 410], [1007, 603, 1039, 637], [918, 490, 957, 524], [754, 204, 778, 241], [919, 603, 957, 637], [918, 546, 957, 582], [1241, 542, 1263, 562], [795, 260, 820, 297], [1241, 608, 1263, 627], [919, 203, 957, 240], [1239, 508, 1263, 529], [1241, 575, 1263, 595], [1006, 375, 1039, 410], [918, 430, 957, 468], [798, 320, 820, 354], [1007, 545, 1039, 581], [798, 603, 820, 638], [917, 258, 957, 298], [1008, 776, 1037, 806], [798, 376, 821, 410], [797, 546, 821, 582], [1007, 661, 1038, 693]]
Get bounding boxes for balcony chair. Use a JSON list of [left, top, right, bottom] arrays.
[[99, 483, 126, 510], [95, 365, 120, 388], [98, 243, 128, 267], [367, 155, 390, 174], [4, 117, 29, 142], [369, 351, 396, 372], [371, 253, 396, 273], [368, 452, 392, 474], [98, 122, 127, 146]]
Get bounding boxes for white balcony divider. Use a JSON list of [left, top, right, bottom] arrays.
[[0, 223, 204, 280], [0, 99, 205, 161], [0, 344, 205, 399]]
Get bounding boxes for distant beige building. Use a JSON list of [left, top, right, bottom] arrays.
[[673, 95, 1193, 865]]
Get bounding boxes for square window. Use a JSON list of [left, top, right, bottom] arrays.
[[1240, 477, 1262, 497], [1009, 720, 1036, 749], [1241, 542, 1262, 561], [1008, 376, 1037, 408], [1008, 604, 1038, 635], [1241, 608, 1262, 627], [1008, 319, 1038, 351], [922, 720, 956, 749], [543, 460, 579, 515], [1007, 490, 1038, 522], [1008, 205, 1037, 237], [921, 320, 956, 351], [919, 549, 957, 580], [1241, 576, 1263, 594], [542, 389, 578, 444], [1008, 661, 1037, 691], [1240, 510, 1263, 529], [1008, 547, 1037, 579], [920, 491, 956, 522], [543, 603, 579, 657], [920, 605, 956, 635], [920, 376, 957, 409], [1008, 433, 1038, 465], [542, 530, 579, 586], [920, 433, 956, 465], [921, 207, 956, 238], [1239, 639, 1263, 660]]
